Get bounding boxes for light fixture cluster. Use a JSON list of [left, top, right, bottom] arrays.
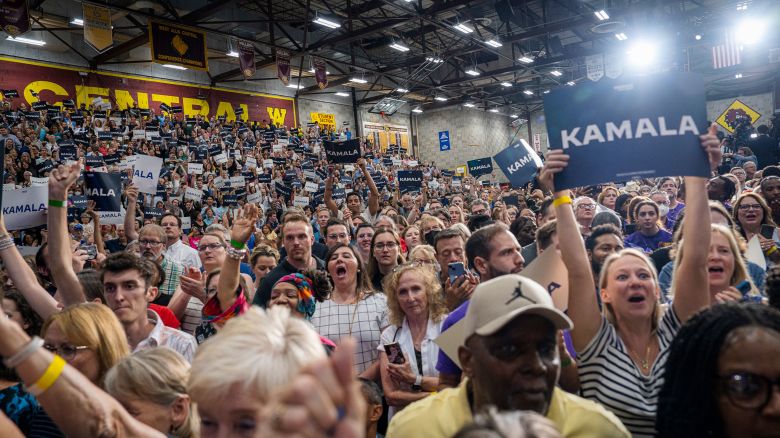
[[594, 10, 610, 20], [615, 32, 628, 41], [6, 36, 46, 46]]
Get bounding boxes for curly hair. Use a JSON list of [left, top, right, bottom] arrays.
[[382, 264, 447, 327], [657, 303, 780, 438]]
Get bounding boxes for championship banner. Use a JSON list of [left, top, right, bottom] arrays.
[[324, 139, 361, 163], [1, 186, 47, 230], [543, 71, 709, 189], [0, 0, 31, 37], [84, 171, 121, 212], [397, 170, 423, 194], [604, 52, 623, 79], [277, 49, 291, 86], [467, 157, 493, 178], [238, 39, 256, 79], [585, 54, 604, 82], [493, 139, 543, 188], [310, 112, 336, 131], [83, 3, 113, 53], [149, 20, 208, 70], [0, 57, 296, 125], [313, 57, 328, 89], [132, 154, 163, 194]]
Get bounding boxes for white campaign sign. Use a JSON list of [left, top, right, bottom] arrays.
[[99, 208, 125, 225], [1, 186, 48, 230], [230, 176, 245, 186], [247, 191, 262, 204], [185, 187, 203, 201], [30, 177, 49, 187], [188, 163, 204, 174], [304, 181, 319, 192], [293, 196, 310, 207], [213, 153, 228, 165], [132, 155, 162, 194], [214, 176, 225, 188], [263, 159, 274, 169], [181, 216, 191, 230], [246, 157, 258, 169]]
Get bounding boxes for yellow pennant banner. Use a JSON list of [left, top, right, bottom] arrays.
[[83, 3, 113, 53]]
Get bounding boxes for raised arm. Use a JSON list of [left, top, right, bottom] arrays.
[[123, 184, 139, 242], [323, 172, 340, 216], [47, 162, 86, 306], [0, 317, 163, 437], [538, 150, 601, 351], [671, 124, 722, 322], [86, 204, 105, 255], [0, 217, 59, 320], [358, 158, 380, 217], [217, 203, 258, 312]]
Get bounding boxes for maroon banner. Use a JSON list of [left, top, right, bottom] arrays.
[[0, 57, 297, 127], [238, 39, 256, 79], [313, 57, 328, 90], [0, 0, 31, 37], [277, 49, 291, 86]]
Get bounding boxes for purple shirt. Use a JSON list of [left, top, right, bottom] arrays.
[[435, 300, 470, 375], [624, 229, 673, 254]]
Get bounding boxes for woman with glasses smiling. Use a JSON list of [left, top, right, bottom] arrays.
[[658, 303, 780, 438], [368, 228, 406, 292], [732, 193, 780, 265]]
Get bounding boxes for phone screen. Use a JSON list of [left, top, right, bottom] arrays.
[[384, 342, 405, 364], [761, 224, 775, 240], [448, 262, 465, 284]]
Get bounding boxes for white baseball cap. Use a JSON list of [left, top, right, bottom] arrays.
[[435, 274, 573, 369]]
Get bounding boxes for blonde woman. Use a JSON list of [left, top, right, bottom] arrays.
[[408, 244, 438, 272], [105, 348, 197, 438], [378, 264, 448, 419]]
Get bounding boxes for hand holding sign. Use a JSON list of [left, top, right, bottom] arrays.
[[701, 123, 723, 173], [49, 161, 83, 200], [538, 150, 570, 194]]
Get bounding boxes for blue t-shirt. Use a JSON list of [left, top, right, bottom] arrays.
[[0, 383, 39, 434], [624, 229, 673, 254]]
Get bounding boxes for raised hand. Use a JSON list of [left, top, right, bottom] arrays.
[[125, 183, 139, 202], [537, 149, 569, 194], [49, 161, 82, 199], [700, 123, 723, 173], [230, 203, 259, 244]]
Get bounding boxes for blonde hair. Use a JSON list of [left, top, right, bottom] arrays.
[[42, 303, 129, 387], [383, 264, 448, 327], [105, 348, 198, 438], [188, 306, 324, 405], [598, 249, 661, 332], [409, 244, 436, 263]]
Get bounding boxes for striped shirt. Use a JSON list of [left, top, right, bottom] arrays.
[[312, 292, 388, 374], [578, 308, 681, 437]]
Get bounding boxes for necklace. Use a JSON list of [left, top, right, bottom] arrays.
[[346, 290, 364, 338], [626, 338, 654, 372]]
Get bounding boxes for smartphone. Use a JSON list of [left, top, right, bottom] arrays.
[[760, 224, 775, 240], [448, 262, 466, 284], [384, 342, 405, 365], [735, 280, 752, 296], [80, 244, 97, 260]]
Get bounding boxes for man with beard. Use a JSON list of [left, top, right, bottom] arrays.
[[585, 224, 624, 292], [436, 223, 525, 390], [760, 176, 780, 224], [136, 224, 184, 307], [387, 275, 628, 438], [434, 228, 478, 311]]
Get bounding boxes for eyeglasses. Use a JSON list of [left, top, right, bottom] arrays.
[[374, 242, 398, 251], [577, 204, 596, 210], [327, 233, 349, 240], [139, 239, 163, 247], [738, 204, 762, 211], [43, 344, 89, 360], [198, 243, 225, 252], [719, 372, 780, 410]]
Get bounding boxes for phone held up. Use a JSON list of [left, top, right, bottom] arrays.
[[384, 342, 405, 365], [448, 261, 466, 284]]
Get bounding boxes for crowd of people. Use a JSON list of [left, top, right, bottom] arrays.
[[0, 96, 779, 438]]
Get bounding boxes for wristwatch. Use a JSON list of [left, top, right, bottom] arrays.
[[412, 374, 422, 392]]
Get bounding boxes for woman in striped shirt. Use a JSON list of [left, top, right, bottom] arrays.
[[538, 126, 721, 436]]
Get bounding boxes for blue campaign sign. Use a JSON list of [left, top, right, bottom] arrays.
[[494, 139, 543, 188], [543, 71, 710, 189], [439, 131, 451, 151]]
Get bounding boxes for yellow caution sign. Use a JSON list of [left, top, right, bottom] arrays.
[[715, 99, 762, 133]]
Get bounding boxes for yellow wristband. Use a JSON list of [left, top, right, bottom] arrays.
[[552, 195, 572, 207], [27, 355, 66, 397], [766, 246, 777, 256]]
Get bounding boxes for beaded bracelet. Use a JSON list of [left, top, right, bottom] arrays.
[[226, 246, 247, 260]]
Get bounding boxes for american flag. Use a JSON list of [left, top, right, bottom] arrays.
[[712, 31, 741, 69]]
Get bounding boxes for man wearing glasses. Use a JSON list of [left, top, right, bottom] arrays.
[[323, 218, 352, 249], [136, 224, 184, 307]]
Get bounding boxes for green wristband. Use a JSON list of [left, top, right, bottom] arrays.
[[229, 239, 246, 249], [48, 199, 66, 208]]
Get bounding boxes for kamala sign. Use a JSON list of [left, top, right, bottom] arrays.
[[543, 71, 709, 189]]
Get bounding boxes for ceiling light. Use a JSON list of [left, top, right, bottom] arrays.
[[464, 103, 475, 107], [510, 114, 518, 118], [627, 41, 657, 66], [736, 2, 748, 11], [736, 19, 767, 45], [594, 10, 609, 21], [226, 50, 239, 57], [735, 73, 743, 79], [615, 32, 628, 41], [453, 23, 474, 34], [500, 82, 512, 87], [313, 16, 340, 29], [434, 96, 448, 102], [71, 18, 84, 26], [465, 69, 480, 76], [523, 90, 533, 95], [489, 108, 499, 113], [308, 68, 331, 74], [543, 90, 550, 94], [287, 84, 303, 89], [389, 42, 410, 52], [484, 39, 502, 48], [518, 56, 534, 64], [566, 81, 576, 86], [550, 70, 562, 77], [349, 77, 368, 84], [426, 56, 444, 63], [695, 34, 702, 40], [412, 107, 423, 113], [396, 88, 409, 93], [335, 92, 350, 97], [162, 64, 187, 70], [6, 36, 45, 46]]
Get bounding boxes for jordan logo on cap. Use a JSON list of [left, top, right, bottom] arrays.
[[505, 282, 537, 306]]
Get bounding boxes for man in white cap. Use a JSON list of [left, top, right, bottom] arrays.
[[386, 274, 629, 438]]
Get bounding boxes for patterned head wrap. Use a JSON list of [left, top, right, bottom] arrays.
[[275, 273, 316, 319]]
